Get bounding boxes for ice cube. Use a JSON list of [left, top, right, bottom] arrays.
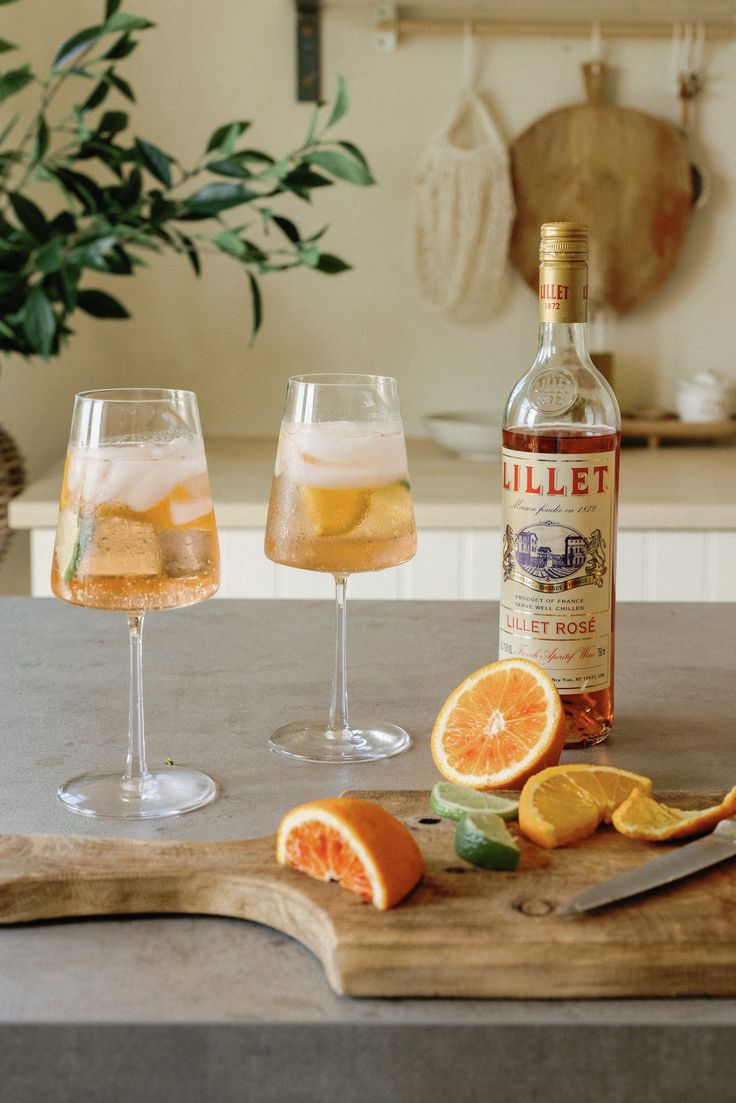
[[80, 516, 162, 577], [170, 498, 212, 527], [159, 529, 214, 578]]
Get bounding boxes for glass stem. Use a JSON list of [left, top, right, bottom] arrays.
[[328, 574, 351, 739], [125, 613, 150, 783]]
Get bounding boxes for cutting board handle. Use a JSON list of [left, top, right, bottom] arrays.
[[582, 60, 606, 106], [0, 832, 272, 924]]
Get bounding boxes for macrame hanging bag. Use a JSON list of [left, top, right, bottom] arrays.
[[411, 29, 515, 321]]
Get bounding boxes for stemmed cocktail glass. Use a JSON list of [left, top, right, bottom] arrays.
[[264, 373, 416, 762], [51, 388, 220, 818]]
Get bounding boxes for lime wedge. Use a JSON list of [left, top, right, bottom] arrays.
[[55, 509, 94, 583], [430, 780, 519, 822], [454, 812, 521, 871]]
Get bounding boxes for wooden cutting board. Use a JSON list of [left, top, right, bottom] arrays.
[[509, 62, 693, 314], [1, 789, 735, 999]]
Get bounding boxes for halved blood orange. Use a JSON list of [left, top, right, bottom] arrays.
[[430, 658, 565, 790], [612, 785, 736, 841], [276, 797, 424, 910], [518, 764, 654, 849]]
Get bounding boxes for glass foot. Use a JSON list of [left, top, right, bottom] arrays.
[[58, 766, 218, 819], [269, 721, 411, 763]]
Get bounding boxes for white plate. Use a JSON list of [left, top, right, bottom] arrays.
[[424, 412, 502, 461]]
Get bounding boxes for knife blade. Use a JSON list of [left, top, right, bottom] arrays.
[[558, 817, 736, 915]]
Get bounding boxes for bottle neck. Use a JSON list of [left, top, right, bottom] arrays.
[[536, 321, 590, 364]]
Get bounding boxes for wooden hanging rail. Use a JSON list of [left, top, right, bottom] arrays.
[[375, 14, 736, 43]]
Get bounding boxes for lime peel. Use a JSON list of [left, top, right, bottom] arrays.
[[430, 780, 519, 822], [454, 811, 521, 871]]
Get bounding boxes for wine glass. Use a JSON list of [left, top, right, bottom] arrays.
[[51, 388, 220, 818], [264, 373, 417, 762]]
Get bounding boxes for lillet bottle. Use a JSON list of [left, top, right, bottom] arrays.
[[499, 222, 620, 746]]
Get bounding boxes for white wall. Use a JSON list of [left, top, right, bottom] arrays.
[[1, 1, 735, 592]]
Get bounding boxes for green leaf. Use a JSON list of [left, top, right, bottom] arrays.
[[70, 236, 118, 271], [176, 232, 200, 276], [103, 34, 137, 61], [324, 76, 349, 131], [0, 64, 34, 101], [281, 165, 333, 200], [105, 0, 123, 18], [303, 102, 321, 147], [52, 26, 102, 71], [297, 243, 320, 267], [315, 253, 351, 274], [104, 12, 154, 33], [35, 239, 64, 274], [30, 113, 49, 168], [0, 112, 18, 147], [81, 80, 109, 112], [272, 215, 300, 243], [205, 157, 253, 179], [8, 192, 48, 241], [134, 138, 172, 186], [260, 157, 290, 181], [212, 229, 245, 257], [117, 166, 142, 208], [0, 39, 17, 54], [96, 110, 128, 138], [303, 149, 374, 186], [0, 270, 23, 292], [48, 167, 105, 213], [107, 70, 135, 102], [23, 286, 56, 357], [77, 289, 130, 318], [49, 211, 76, 235], [184, 182, 258, 214], [247, 271, 261, 341], [337, 140, 371, 172], [206, 120, 250, 155]]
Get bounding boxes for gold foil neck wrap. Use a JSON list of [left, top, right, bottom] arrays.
[[539, 222, 589, 264], [538, 223, 589, 322]]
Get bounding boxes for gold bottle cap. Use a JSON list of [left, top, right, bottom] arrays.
[[539, 222, 589, 264]]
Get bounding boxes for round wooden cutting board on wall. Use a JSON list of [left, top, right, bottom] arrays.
[[509, 62, 694, 314]]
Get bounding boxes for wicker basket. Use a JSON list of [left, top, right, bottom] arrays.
[[0, 424, 25, 564]]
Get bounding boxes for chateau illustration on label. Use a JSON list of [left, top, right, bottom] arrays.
[[503, 520, 607, 593]]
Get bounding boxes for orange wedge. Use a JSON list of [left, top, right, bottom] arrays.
[[430, 658, 565, 791], [276, 797, 424, 910], [518, 764, 654, 849], [612, 785, 736, 841]]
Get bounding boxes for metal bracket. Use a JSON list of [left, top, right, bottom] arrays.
[[296, 0, 321, 102]]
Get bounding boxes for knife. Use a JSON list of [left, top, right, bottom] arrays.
[[558, 817, 736, 914]]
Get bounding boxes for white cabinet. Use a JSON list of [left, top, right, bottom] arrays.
[[30, 526, 736, 601]]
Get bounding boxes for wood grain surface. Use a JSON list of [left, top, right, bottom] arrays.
[[509, 62, 693, 314], [1, 789, 734, 998]]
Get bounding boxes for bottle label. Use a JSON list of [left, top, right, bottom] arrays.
[[499, 447, 616, 695], [539, 264, 587, 324]]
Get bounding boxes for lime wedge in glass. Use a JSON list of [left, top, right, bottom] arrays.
[[454, 812, 521, 871], [430, 780, 519, 822]]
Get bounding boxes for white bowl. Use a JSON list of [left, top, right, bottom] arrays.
[[424, 412, 502, 461]]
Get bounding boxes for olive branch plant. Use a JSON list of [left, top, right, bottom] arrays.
[[0, 0, 375, 359]]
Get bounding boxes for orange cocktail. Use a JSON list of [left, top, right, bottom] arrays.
[[52, 436, 219, 611], [265, 419, 416, 574]]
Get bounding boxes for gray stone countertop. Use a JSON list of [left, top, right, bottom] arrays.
[[1, 598, 735, 1103]]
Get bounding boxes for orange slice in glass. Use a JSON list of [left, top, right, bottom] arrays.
[[276, 797, 424, 910], [301, 486, 370, 536], [518, 764, 654, 849], [430, 658, 565, 791], [612, 785, 736, 841]]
